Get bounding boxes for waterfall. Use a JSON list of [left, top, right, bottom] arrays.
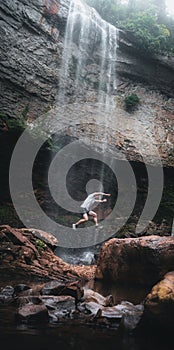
[[58, 0, 118, 110], [9, 0, 164, 250], [48, 0, 121, 251], [98, 22, 117, 110]]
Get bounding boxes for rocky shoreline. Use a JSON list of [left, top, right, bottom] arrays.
[[0, 225, 174, 333]]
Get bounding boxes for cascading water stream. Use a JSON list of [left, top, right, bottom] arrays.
[[54, 0, 119, 261], [57, 0, 118, 196], [58, 0, 118, 110]]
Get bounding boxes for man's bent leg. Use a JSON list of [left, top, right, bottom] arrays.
[[89, 211, 98, 226], [73, 213, 88, 228]]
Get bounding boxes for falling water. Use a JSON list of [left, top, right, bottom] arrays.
[[58, 0, 118, 110], [53, 0, 119, 259], [57, 0, 119, 192], [98, 22, 118, 110]]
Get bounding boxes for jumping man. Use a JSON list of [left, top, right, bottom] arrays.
[[72, 192, 111, 229]]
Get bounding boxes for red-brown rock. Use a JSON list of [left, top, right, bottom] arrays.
[[95, 235, 174, 286], [0, 225, 96, 282]]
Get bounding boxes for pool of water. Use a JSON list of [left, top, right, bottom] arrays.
[[1, 297, 174, 350], [0, 317, 173, 350], [0, 279, 173, 350]]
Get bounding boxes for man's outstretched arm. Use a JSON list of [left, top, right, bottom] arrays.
[[95, 198, 108, 203], [94, 192, 111, 197]]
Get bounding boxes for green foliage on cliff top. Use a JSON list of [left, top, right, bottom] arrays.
[[120, 11, 170, 54], [85, 0, 174, 55]]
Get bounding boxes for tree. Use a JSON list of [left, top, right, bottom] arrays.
[[85, 0, 174, 55], [120, 10, 170, 54]]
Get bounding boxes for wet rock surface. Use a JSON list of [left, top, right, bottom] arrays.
[[0, 279, 144, 332], [2, 272, 172, 334]]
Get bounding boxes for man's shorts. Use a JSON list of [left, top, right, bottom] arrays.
[[80, 207, 89, 217]]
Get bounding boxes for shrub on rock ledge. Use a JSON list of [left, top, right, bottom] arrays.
[[124, 93, 140, 112]]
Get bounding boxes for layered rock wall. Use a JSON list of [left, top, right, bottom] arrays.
[[0, 0, 174, 166], [0, 0, 70, 118]]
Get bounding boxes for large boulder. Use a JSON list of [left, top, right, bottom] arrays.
[[95, 235, 174, 286]]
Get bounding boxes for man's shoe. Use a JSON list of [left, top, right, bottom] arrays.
[[72, 224, 76, 230]]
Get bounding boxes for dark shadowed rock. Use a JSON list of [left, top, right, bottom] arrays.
[[13, 283, 31, 295], [41, 279, 84, 302], [12, 295, 42, 307], [84, 300, 144, 331]]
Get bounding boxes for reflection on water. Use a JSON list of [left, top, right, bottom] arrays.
[[0, 319, 174, 350], [0, 281, 173, 350]]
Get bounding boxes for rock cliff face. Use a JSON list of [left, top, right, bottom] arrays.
[[0, 0, 70, 118], [117, 30, 174, 98], [0, 0, 174, 166]]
